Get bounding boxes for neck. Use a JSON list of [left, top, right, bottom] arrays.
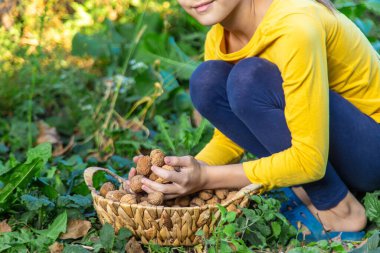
[[220, 0, 273, 44]]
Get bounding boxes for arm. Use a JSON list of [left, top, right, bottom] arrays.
[[242, 14, 330, 191]]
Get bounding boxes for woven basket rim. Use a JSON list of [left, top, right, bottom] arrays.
[[84, 166, 262, 210]]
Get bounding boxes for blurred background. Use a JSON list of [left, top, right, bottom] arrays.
[[0, 0, 379, 160]]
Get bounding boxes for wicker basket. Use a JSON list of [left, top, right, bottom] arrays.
[[84, 167, 262, 246]]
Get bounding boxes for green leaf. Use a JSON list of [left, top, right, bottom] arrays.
[[0, 159, 42, 206], [223, 224, 236, 237], [63, 245, 90, 253], [226, 212, 237, 223], [363, 191, 380, 226], [99, 223, 115, 251], [35, 211, 67, 241], [271, 221, 281, 238], [21, 194, 55, 211], [26, 143, 52, 165]]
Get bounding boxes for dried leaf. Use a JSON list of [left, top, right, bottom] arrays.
[[125, 237, 144, 253], [0, 220, 11, 233], [59, 219, 91, 239], [36, 121, 74, 157], [37, 121, 60, 145], [49, 242, 64, 253]]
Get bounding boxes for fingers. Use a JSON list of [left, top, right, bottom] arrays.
[[128, 167, 136, 179], [141, 178, 177, 195], [133, 155, 143, 163], [164, 155, 193, 167], [151, 166, 183, 184]]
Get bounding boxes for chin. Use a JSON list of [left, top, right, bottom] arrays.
[[197, 17, 219, 26]]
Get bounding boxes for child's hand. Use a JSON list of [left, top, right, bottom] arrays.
[[140, 156, 207, 199]]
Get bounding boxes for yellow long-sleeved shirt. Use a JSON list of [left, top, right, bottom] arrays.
[[195, 0, 380, 192]]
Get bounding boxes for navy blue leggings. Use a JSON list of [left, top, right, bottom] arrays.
[[190, 57, 380, 210]]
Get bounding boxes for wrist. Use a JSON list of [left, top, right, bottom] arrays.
[[199, 164, 210, 190]]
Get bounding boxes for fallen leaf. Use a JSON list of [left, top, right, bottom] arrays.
[[125, 237, 144, 253], [0, 220, 11, 233], [59, 219, 91, 240], [53, 136, 75, 157], [36, 121, 75, 157], [37, 121, 61, 145], [49, 242, 64, 253]]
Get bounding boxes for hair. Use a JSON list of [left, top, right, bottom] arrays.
[[315, 0, 336, 12]]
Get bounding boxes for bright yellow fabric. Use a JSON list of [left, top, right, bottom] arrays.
[[195, 0, 380, 191]]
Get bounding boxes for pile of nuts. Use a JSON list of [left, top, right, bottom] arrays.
[[99, 149, 238, 211]]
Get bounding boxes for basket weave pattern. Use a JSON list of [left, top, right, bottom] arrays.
[[84, 167, 261, 246]]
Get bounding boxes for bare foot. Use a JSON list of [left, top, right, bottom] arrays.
[[291, 187, 367, 232]]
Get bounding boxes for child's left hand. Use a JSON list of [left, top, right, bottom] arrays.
[[140, 156, 207, 200]]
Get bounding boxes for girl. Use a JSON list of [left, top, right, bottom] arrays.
[[129, 0, 380, 241]]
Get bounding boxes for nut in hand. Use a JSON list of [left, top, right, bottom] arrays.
[[150, 149, 165, 167], [130, 175, 144, 193], [155, 165, 175, 184], [136, 156, 152, 176]]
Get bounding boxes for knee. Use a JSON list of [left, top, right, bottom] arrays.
[[227, 57, 283, 116], [190, 60, 232, 116]]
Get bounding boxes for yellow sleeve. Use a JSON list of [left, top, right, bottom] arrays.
[[195, 128, 245, 165], [243, 14, 330, 191], [195, 27, 245, 165]]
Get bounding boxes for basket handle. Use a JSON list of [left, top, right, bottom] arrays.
[[83, 167, 128, 193], [220, 183, 262, 208]]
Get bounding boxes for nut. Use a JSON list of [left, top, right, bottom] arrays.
[[136, 156, 152, 176], [148, 192, 164, 206], [190, 197, 205, 207], [120, 194, 137, 204], [139, 201, 150, 206], [215, 189, 229, 200], [150, 149, 165, 167], [174, 196, 191, 207], [206, 196, 220, 205], [149, 173, 159, 181], [105, 190, 126, 202], [130, 175, 144, 193], [99, 182, 115, 197], [227, 204, 237, 212], [226, 191, 238, 201], [164, 199, 175, 207], [198, 190, 213, 201], [155, 165, 175, 184]]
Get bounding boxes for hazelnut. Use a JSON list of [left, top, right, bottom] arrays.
[[120, 194, 137, 204], [227, 204, 238, 212], [175, 196, 191, 207], [164, 199, 175, 207], [226, 191, 238, 200], [149, 173, 159, 181], [215, 189, 229, 200], [139, 201, 150, 206], [150, 149, 165, 167], [99, 182, 115, 197], [155, 165, 175, 184], [206, 196, 220, 205], [148, 192, 164, 206], [105, 190, 126, 202], [130, 175, 144, 193], [198, 190, 213, 201], [136, 156, 152, 176], [190, 197, 205, 207]]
